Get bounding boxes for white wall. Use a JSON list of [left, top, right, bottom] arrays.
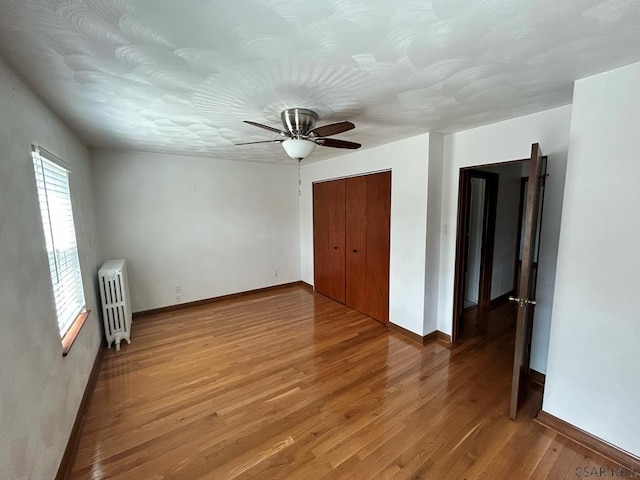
[[424, 134, 444, 333], [91, 150, 301, 312], [300, 134, 432, 335], [0, 57, 102, 479], [487, 162, 524, 300], [543, 63, 640, 457], [440, 105, 572, 373]]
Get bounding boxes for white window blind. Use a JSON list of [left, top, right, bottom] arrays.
[[32, 146, 86, 337]]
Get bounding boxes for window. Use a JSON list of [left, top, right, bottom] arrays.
[[32, 145, 86, 343]]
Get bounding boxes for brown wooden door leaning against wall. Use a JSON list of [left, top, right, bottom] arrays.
[[313, 179, 346, 304]]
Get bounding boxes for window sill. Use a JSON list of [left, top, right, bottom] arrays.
[[61, 310, 91, 357]]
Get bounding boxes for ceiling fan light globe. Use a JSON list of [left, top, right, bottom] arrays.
[[282, 138, 317, 160]]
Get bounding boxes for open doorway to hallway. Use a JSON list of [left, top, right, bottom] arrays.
[[454, 159, 538, 342], [453, 144, 548, 420]]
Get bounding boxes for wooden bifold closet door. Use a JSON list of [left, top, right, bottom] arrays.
[[313, 179, 346, 303], [313, 171, 391, 323]]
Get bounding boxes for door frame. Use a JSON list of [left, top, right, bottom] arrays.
[[452, 168, 499, 342]]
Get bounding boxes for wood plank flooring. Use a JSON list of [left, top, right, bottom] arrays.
[[71, 285, 620, 479]]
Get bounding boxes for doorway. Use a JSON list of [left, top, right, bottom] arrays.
[[452, 145, 548, 419], [454, 163, 524, 341]]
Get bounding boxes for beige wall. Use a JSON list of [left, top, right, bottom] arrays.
[[0, 57, 102, 479]]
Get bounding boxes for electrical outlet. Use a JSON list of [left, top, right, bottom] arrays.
[[273, 269, 279, 278], [176, 285, 181, 294], [175, 293, 182, 304]]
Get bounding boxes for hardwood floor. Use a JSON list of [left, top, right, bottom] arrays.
[[71, 285, 620, 479]]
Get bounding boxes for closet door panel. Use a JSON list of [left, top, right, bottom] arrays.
[[313, 179, 346, 303], [345, 176, 367, 312], [365, 171, 391, 323]]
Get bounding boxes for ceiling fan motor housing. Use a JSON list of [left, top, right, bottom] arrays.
[[281, 108, 318, 137]]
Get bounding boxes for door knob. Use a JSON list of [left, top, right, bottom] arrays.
[[353, 249, 358, 253], [509, 296, 537, 308], [333, 246, 338, 250]]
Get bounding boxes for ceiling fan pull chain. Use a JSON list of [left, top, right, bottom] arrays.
[[298, 159, 302, 197]]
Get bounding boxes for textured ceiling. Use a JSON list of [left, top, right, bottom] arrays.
[[0, 0, 639, 164]]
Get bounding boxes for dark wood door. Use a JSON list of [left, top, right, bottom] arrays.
[[313, 179, 346, 303], [345, 176, 367, 313], [363, 171, 391, 323], [509, 143, 545, 420]]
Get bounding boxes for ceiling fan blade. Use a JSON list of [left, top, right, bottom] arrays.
[[243, 120, 286, 135], [318, 138, 361, 149], [234, 139, 283, 146], [310, 121, 355, 137]]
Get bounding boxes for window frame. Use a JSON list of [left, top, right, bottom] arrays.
[[32, 145, 90, 356]]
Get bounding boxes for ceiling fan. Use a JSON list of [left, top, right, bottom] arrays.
[[236, 108, 361, 160]]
